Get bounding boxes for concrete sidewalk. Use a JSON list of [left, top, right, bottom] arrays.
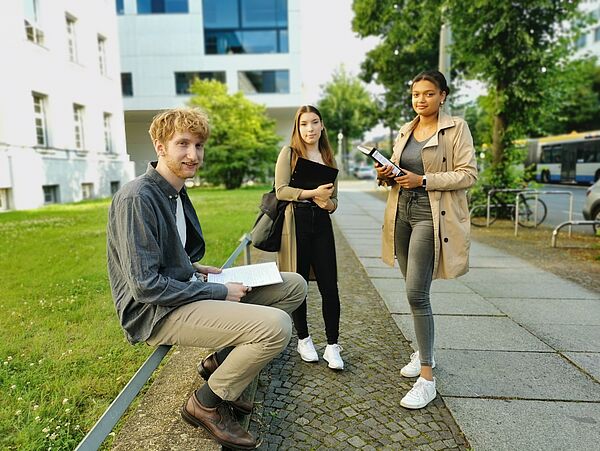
[[333, 182, 600, 450]]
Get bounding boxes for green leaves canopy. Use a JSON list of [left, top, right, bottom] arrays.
[[352, 0, 442, 129], [317, 66, 378, 167], [447, 0, 582, 143], [188, 80, 280, 189]]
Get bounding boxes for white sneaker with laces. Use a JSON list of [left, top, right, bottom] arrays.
[[323, 344, 344, 370], [297, 336, 318, 362], [400, 350, 436, 378], [400, 376, 437, 409]]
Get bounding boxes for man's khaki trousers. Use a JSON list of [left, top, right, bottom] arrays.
[[146, 272, 306, 401]]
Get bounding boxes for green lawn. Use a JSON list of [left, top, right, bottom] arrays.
[[0, 185, 265, 450]]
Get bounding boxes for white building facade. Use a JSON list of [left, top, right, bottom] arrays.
[[576, 1, 600, 58], [0, 0, 134, 211], [117, 0, 302, 175]]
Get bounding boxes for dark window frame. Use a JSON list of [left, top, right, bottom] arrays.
[[174, 71, 226, 95], [203, 0, 288, 55], [238, 69, 289, 94], [121, 73, 133, 97]]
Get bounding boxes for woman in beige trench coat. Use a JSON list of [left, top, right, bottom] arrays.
[[376, 70, 477, 409], [274, 105, 344, 370]]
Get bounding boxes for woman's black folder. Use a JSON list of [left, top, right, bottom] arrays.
[[290, 157, 339, 189]]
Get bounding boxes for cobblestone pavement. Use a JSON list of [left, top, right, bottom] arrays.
[[248, 227, 469, 450]]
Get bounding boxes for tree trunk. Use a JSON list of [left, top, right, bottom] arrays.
[[492, 111, 506, 166]]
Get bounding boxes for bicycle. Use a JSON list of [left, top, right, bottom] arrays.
[[470, 189, 547, 228]]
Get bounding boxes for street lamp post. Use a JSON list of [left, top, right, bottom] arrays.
[[439, 7, 452, 113], [337, 130, 344, 175]]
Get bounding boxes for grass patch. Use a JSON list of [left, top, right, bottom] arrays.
[[0, 185, 266, 450]]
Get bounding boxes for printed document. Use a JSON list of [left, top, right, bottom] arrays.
[[357, 145, 404, 176], [207, 261, 283, 287]]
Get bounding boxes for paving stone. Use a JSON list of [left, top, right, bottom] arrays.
[[247, 229, 468, 450], [347, 435, 366, 447]]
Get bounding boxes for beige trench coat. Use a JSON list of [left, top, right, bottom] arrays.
[[382, 111, 478, 279], [274, 146, 338, 273]]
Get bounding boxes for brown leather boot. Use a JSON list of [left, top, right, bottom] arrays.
[[197, 352, 219, 380], [181, 393, 256, 450], [228, 396, 253, 416], [197, 352, 252, 415]]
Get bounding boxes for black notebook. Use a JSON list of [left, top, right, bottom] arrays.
[[290, 157, 339, 189]]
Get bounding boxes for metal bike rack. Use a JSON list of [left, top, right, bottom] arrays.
[[514, 190, 573, 237], [481, 188, 526, 227], [551, 220, 600, 247]]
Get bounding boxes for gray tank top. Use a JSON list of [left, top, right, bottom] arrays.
[[400, 132, 430, 194]]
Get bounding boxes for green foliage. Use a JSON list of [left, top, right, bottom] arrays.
[[0, 186, 265, 450], [445, 0, 583, 186], [537, 57, 600, 135], [352, 0, 443, 129], [317, 66, 378, 166], [188, 80, 281, 189]]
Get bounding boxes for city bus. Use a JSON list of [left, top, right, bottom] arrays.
[[525, 130, 600, 184]]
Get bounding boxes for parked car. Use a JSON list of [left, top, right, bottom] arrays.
[[582, 179, 600, 232], [354, 165, 377, 180]]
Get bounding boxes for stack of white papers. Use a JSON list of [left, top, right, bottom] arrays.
[[207, 261, 283, 287]]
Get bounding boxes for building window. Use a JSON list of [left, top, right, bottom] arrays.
[[82, 183, 94, 200], [0, 189, 11, 211], [137, 0, 188, 13], [594, 27, 600, 43], [238, 70, 289, 94], [73, 104, 85, 150], [66, 15, 78, 62], [121, 73, 133, 96], [576, 34, 587, 49], [110, 181, 120, 195], [43, 185, 59, 204], [175, 71, 226, 94], [103, 113, 113, 153], [32, 92, 48, 146], [98, 35, 107, 75], [203, 0, 288, 54], [115, 0, 124, 15], [23, 0, 44, 44]]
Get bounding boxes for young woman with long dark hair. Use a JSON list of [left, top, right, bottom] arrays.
[[274, 105, 343, 370], [377, 70, 478, 408]]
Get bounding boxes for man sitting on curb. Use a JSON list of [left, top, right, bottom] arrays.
[[106, 107, 306, 450]]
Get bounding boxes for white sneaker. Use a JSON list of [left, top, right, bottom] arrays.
[[400, 376, 437, 409], [297, 336, 318, 362], [400, 351, 436, 378], [323, 344, 344, 370]]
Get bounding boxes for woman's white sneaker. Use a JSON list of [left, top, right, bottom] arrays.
[[323, 344, 344, 370], [297, 336, 319, 362], [400, 376, 437, 409], [400, 351, 436, 378]]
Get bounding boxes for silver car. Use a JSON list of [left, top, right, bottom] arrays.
[[582, 180, 600, 232]]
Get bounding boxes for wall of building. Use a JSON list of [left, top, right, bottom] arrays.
[[576, 1, 600, 59], [0, 0, 134, 210], [118, 0, 302, 174]]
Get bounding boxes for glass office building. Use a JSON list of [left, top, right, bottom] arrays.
[[117, 0, 302, 175]]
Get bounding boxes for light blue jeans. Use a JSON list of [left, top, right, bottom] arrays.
[[394, 190, 435, 367]]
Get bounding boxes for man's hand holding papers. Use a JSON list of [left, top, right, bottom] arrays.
[[207, 261, 283, 288]]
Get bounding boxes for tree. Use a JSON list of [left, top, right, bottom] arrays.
[[188, 80, 280, 189], [352, 0, 443, 129], [538, 57, 600, 135], [317, 66, 378, 172], [445, 0, 584, 186]]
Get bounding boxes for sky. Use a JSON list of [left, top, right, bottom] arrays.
[[299, 0, 381, 105]]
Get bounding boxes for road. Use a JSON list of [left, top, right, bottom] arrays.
[[532, 183, 594, 234]]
